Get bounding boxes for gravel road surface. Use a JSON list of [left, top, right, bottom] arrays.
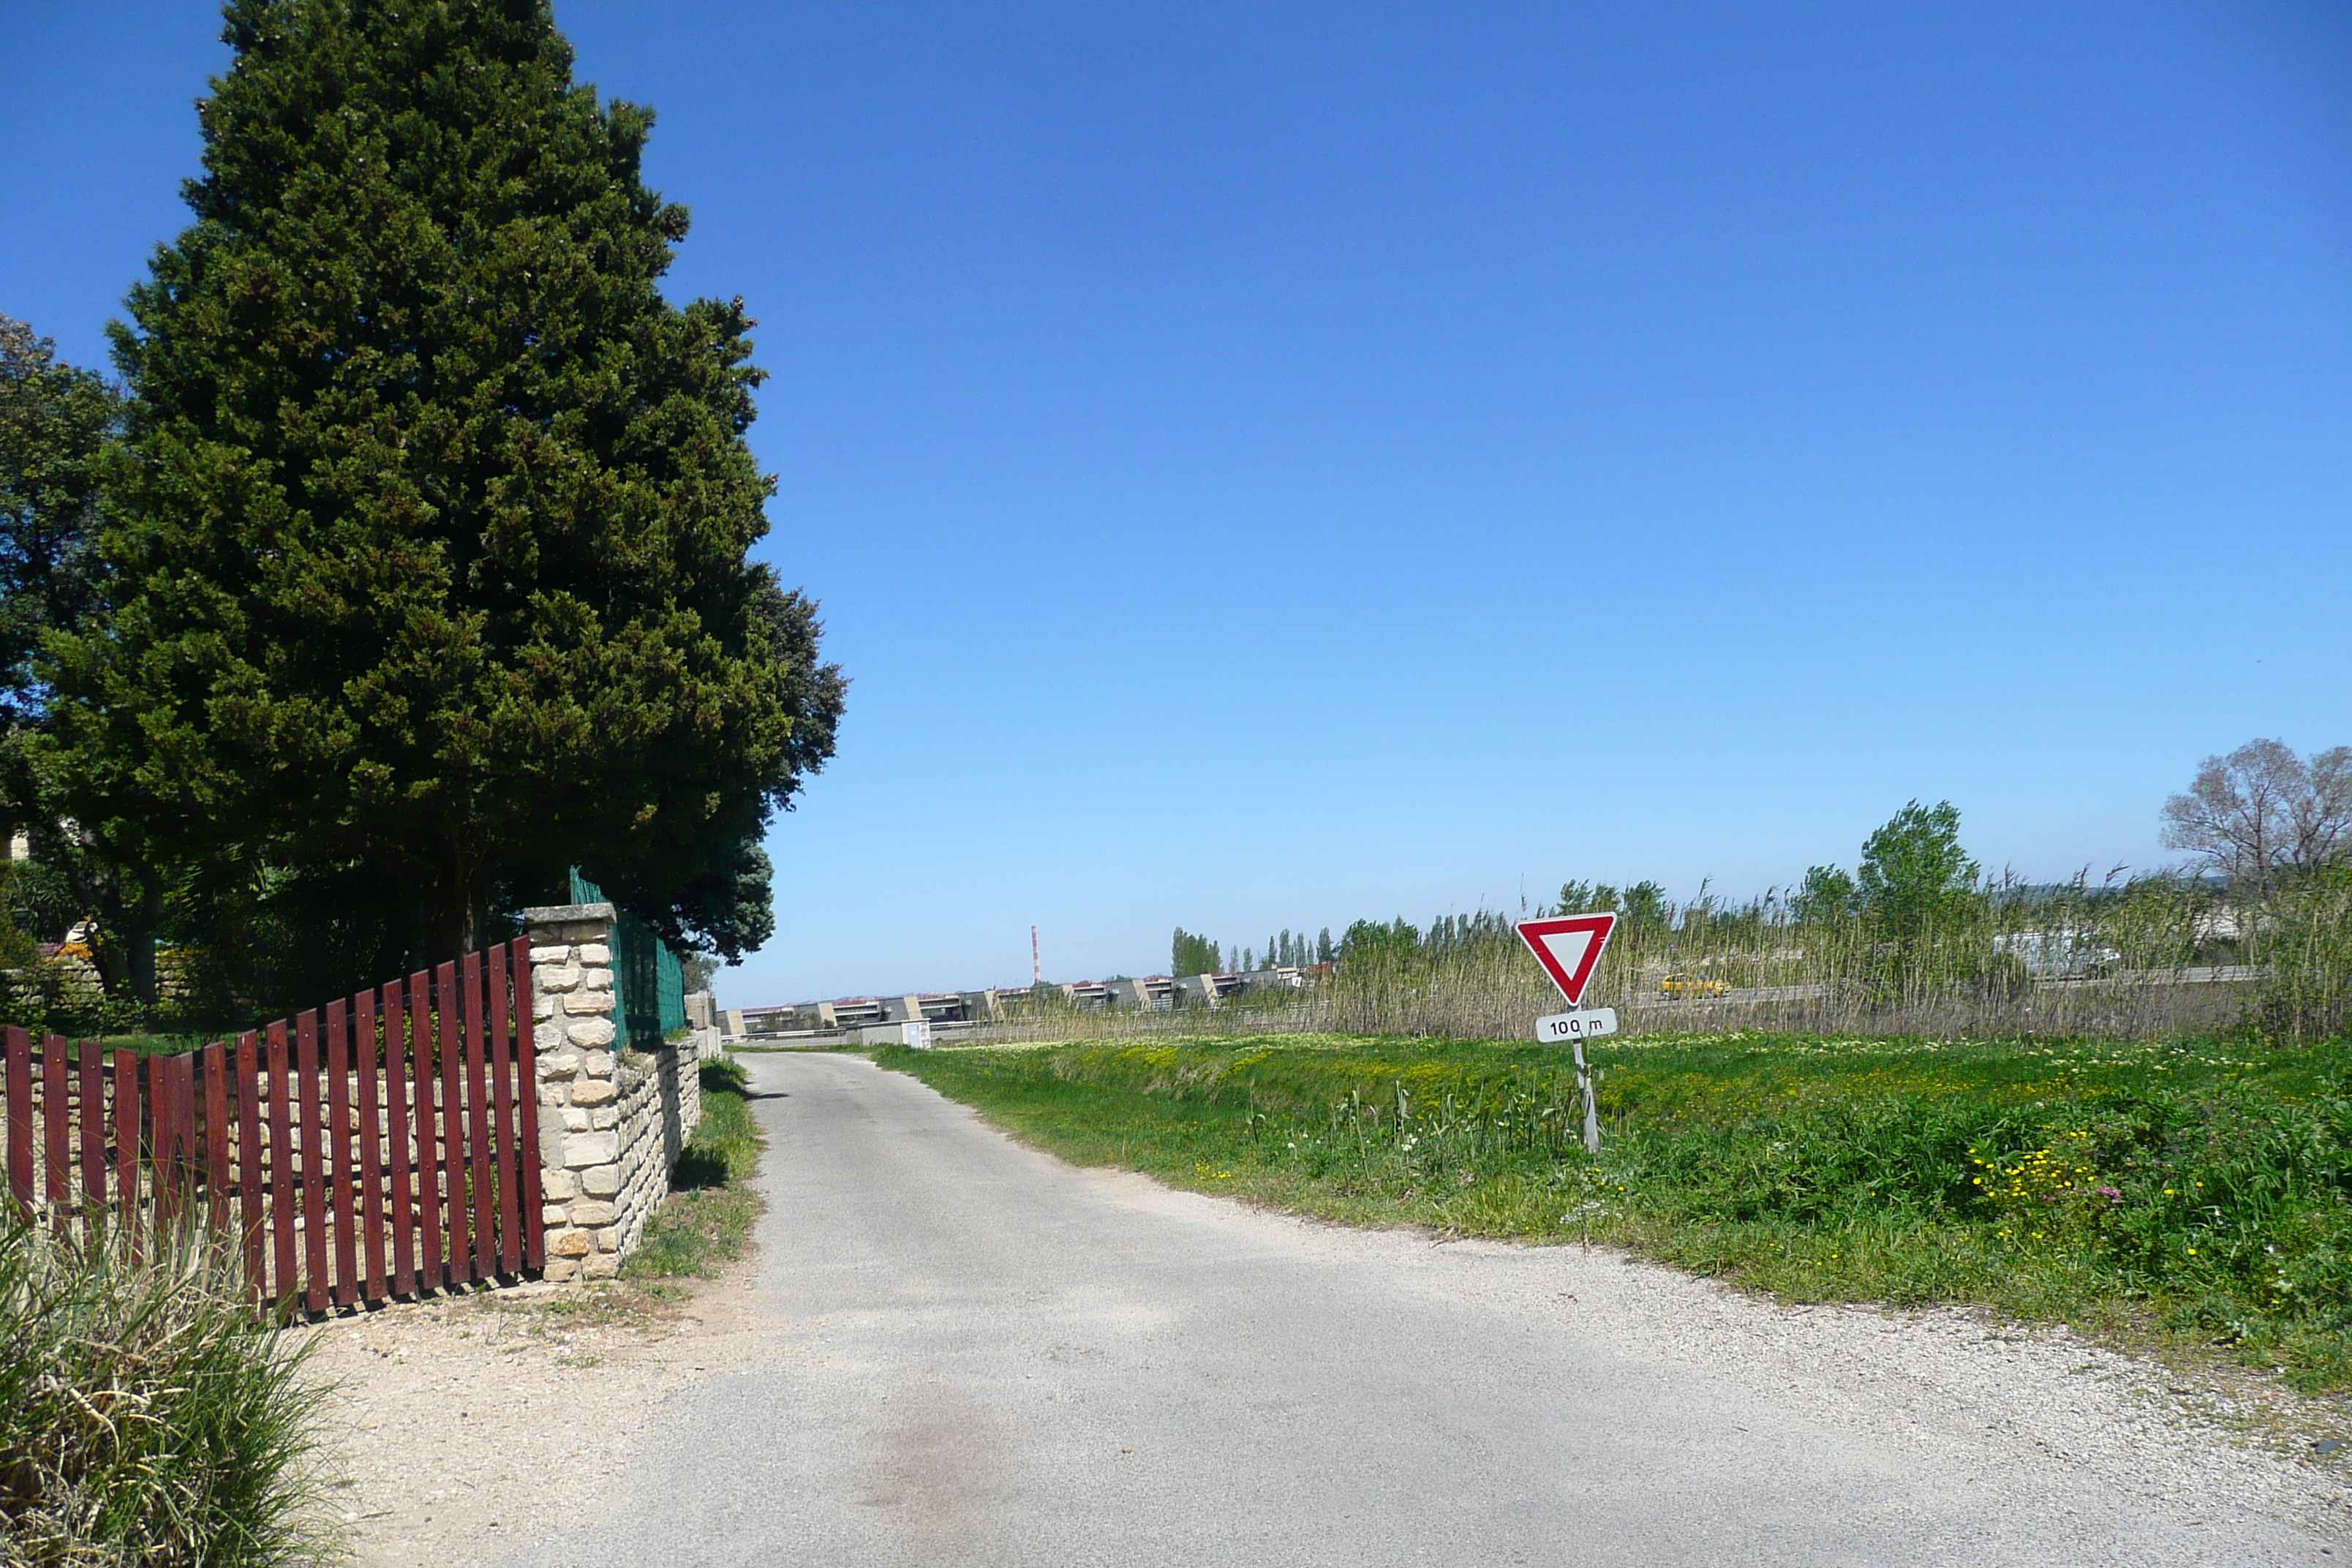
[[502, 1051, 2348, 1567]]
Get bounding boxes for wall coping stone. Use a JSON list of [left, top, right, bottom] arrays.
[[522, 902, 617, 923]]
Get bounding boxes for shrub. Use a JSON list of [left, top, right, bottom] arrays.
[[0, 1213, 332, 1566]]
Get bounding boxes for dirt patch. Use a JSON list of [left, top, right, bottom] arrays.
[[290, 1264, 775, 1568]]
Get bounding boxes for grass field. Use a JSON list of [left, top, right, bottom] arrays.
[[875, 1030, 2352, 1392]]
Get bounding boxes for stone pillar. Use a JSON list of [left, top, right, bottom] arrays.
[[524, 902, 711, 1284], [524, 902, 625, 1282]]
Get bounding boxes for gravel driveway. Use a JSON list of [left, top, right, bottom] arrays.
[[497, 1050, 2349, 1567]]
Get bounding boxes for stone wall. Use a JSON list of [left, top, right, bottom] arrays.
[[524, 902, 702, 1284]]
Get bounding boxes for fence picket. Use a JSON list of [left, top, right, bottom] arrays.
[[464, 951, 496, 1276], [41, 1035, 68, 1230], [113, 1047, 140, 1253], [490, 943, 521, 1275], [327, 1001, 358, 1305], [409, 971, 442, 1292], [203, 1042, 231, 1235], [151, 1055, 180, 1235], [5, 1028, 31, 1219], [236, 1033, 265, 1295], [78, 1039, 103, 1216], [295, 1011, 328, 1312], [356, 990, 387, 1300], [266, 1022, 296, 1305], [513, 938, 546, 1268], [437, 960, 470, 1281], [383, 981, 416, 1294]]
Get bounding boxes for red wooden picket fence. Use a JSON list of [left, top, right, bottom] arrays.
[[1, 937, 543, 1313]]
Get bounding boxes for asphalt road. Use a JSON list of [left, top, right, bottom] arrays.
[[503, 1052, 2340, 1568]]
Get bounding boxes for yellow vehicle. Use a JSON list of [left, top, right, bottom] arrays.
[[1659, 972, 1730, 999]]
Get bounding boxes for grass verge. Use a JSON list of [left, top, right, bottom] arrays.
[[876, 1030, 2352, 1394], [625, 1055, 766, 1283], [1, 1213, 335, 1565]]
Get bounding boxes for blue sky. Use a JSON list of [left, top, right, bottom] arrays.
[[4, 1, 2349, 1006]]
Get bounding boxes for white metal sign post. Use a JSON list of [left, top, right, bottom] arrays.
[[1515, 913, 1620, 1155]]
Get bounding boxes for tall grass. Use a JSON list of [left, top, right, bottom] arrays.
[[983, 871, 2340, 1045], [0, 1211, 333, 1566]]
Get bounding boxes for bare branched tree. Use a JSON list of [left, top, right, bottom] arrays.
[[2160, 739, 2352, 897]]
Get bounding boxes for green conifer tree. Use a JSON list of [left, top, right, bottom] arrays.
[[42, 0, 842, 987]]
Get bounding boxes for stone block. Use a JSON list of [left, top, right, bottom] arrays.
[[568, 1199, 617, 1226], [529, 944, 570, 964], [594, 1226, 620, 1252], [542, 1169, 579, 1201], [538, 1085, 566, 1108], [589, 1107, 617, 1131], [581, 1050, 615, 1079], [533, 994, 558, 1021], [541, 1204, 569, 1226], [535, 1021, 564, 1052], [578, 943, 612, 965], [583, 1253, 619, 1280], [563, 1131, 619, 1168], [538, 962, 582, 993], [580, 968, 614, 992], [541, 1049, 581, 1079], [543, 1256, 582, 1284], [561, 1108, 589, 1131], [570, 1078, 616, 1107], [565, 1016, 617, 1047], [566, 991, 616, 1017], [581, 1164, 620, 1196], [551, 1229, 592, 1257]]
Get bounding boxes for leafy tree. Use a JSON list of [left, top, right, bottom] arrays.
[[1553, 880, 1621, 917], [1619, 881, 1670, 930], [1172, 927, 1221, 976], [0, 317, 114, 728], [40, 0, 843, 992], [1855, 800, 1980, 951], [1316, 927, 1334, 964], [2161, 738, 2352, 900], [1792, 864, 1858, 925]]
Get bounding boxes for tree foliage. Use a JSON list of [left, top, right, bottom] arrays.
[[2161, 738, 2352, 898], [34, 0, 841, 1000], [1855, 799, 1981, 951], [0, 316, 114, 728], [1172, 927, 1221, 976]]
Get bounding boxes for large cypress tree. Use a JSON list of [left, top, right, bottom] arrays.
[[43, 0, 842, 987]]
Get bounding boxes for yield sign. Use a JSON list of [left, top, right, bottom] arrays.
[[1515, 913, 1618, 1007]]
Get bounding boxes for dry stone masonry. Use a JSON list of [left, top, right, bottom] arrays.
[[524, 902, 703, 1283]]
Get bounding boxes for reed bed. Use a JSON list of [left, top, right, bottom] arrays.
[[977, 871, 2347, 1047]]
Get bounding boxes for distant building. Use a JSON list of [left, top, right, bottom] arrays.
[[723, 966, 1308, 1037]]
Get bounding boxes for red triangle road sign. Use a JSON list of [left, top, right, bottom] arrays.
[[1515, 913, 1618, 1007]]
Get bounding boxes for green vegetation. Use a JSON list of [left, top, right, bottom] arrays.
[[0, 1215, 332, 1565], [626, 1056, 766, 1280], [878, 1030, 2352, 1392]]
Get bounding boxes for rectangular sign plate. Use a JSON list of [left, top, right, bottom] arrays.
[[1535, 1008, 1618, 1044]]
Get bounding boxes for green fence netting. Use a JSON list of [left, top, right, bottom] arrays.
[[568, 869, 687, 1051]]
